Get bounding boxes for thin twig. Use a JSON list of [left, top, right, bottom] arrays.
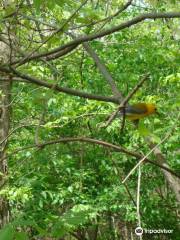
[[136, 165, 142, 240], [70, 0, 132, 30], [12, 12, 180, 64], [0, 124, 37, 145], [105, 74, 149, 127], [122, 123, 177, 184], [16, 0, 89, 67]]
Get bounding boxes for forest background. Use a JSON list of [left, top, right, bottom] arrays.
[[0, 0, 180, 239]]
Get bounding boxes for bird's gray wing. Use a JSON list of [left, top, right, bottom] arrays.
[[124, 106, 147, 114]]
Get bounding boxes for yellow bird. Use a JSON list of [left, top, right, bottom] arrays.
[[120, 103, 158, 121]]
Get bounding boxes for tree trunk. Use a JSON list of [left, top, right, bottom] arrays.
[[0, 40, 11, 227]]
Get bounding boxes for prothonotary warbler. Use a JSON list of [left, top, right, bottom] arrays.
[[120, 103, 158, 121]]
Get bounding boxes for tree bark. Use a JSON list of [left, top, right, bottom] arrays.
[[0, 40, 11, 227]]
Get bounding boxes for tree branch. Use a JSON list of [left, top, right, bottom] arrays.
[[70, 0, 132, 30], [0, 66, 120, 104], [13, 12, 180, 65], [15, 0, 89, 67], [1, 136, 179, 179], [82, 42, 123, 100], [105, 74, 149, 127]]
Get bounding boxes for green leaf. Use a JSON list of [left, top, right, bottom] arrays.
[[150, 134, 161, 144], [14, 232, 29, 240], [54, 0, 67, 7], [33, 0, 41, 12], [138, 122, 151, 136], [52, 205, 92, 237], [13, 219, 35, 227], [4, 4, 16, 16], [47, 0, 56, 10], [51, 223, 67, 238], [0, 225, 14, 240]]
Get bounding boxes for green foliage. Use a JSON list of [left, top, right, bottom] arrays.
[[0, 225, 14, 240], [0, 225, 28, 240], [0, 0, 179, 239], [33, 0, 41, 12]]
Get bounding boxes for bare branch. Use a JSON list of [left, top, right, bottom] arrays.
[[136, 165, 142, 238], [148, 136, 180, 202], [0, 66, 120, 104], [13, 12, 180, 65], [122, 123, 178, 184], [82, 42, 123, 100], [70, 0, 132, 30], [105, 74, 149, 127], [15, 0, 89, 66], [1, 136, 179, 179]]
